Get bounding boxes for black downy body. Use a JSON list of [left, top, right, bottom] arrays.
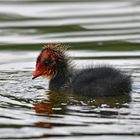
[[49, 54, 132, 98]]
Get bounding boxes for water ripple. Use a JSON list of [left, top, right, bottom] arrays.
[[0, 0, 140, 44], [0, 0, 140, 139], [0, 50, 139, 139]]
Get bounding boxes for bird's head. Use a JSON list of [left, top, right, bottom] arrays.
[[32, 44, 67, 79]]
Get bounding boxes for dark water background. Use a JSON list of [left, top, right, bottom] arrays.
[[0, 0, 140, 139]]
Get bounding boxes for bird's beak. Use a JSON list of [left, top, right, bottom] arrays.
[[32, 70, 43, 79]]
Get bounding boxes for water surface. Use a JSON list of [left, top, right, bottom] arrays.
[[0, 0, 140, 139], [0, 0, 140, 48], [0, 51, 140, 139]]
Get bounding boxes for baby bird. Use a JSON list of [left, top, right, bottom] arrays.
[[33, 44, 132, 98]]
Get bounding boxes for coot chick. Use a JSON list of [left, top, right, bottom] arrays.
[[32, 44, 132, 98]]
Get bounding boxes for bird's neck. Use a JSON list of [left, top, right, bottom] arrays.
[[49, 60, 71, 92]]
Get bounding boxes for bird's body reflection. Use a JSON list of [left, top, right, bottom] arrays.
[[33, 91, 131, 115], [32, 91, 131, 130]]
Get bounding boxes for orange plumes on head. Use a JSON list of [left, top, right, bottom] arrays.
[[43, 44, 66, 53], [32, 44, 67, 79]]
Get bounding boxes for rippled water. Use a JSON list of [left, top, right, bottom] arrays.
[[0, 0, 140, 139], [0, 0, 140, 45], [0, 51, 140, 139]]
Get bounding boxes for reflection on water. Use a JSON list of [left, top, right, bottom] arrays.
[[33, 91, 131, 116]]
